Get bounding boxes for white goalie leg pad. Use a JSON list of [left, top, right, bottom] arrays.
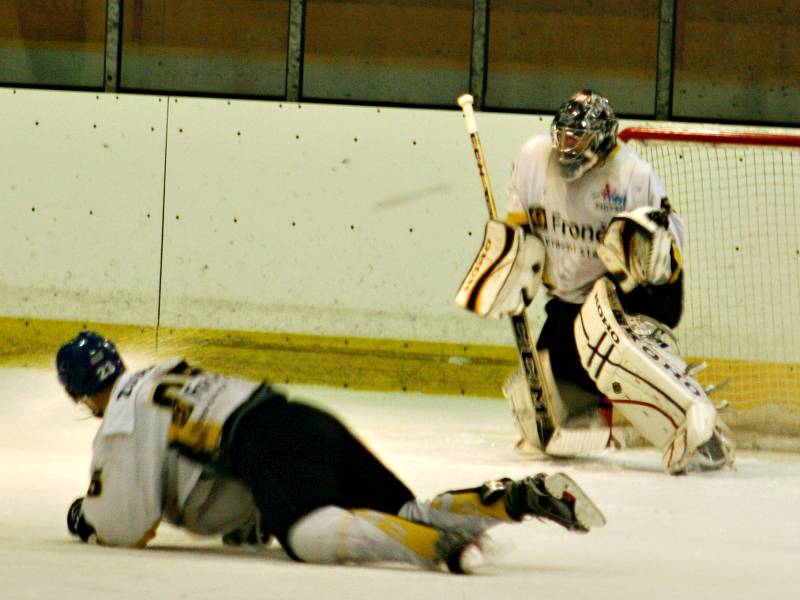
[[455, 220, 545, 319], [574, 278, 734, 473], [503, 354, 610, 456], [537, 350, 612, 457]]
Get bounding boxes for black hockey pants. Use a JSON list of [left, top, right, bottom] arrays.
[[220, 387, 415, 554], [537, 275, 684, 395]]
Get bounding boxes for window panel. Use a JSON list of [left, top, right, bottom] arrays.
[[0, 0, 106, 88], [303, 0, 472, 105], [120, 0, 289, 96], [486, 0, 660, 116], [673, 0, 800, 124]]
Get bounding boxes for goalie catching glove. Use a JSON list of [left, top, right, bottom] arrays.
[[455, 220, 545, 319], [596, 200, 682, 293]]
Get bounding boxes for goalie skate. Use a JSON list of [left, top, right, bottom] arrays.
[[505, 473, 606, 533]]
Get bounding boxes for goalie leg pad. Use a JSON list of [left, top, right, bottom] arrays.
[[455, 220, 545, 319], [503, 365, 544, 450], [574, 278, 734, 472], [536, 349, 612, 457]]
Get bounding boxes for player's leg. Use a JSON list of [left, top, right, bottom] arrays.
[[537, 298, 599, 393], [574, 277, 735, 473], [223, 398, 415, 547], [505, 298, 613, 455], [287, 505, 484, 573], [399, 472, 605, 534], [617, 273, 683, 329]]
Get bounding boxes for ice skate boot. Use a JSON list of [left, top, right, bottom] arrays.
[[504, 473, 606, 533]]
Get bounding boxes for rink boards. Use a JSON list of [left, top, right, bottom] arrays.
[[0, 88, 798, 437]]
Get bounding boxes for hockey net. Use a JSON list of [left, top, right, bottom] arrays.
[[619, 126, 800, 436]]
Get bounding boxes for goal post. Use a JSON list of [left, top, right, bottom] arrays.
[[619, 126, 800, 438]]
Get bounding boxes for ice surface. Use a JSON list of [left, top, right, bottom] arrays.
[[1, 367, 798, 599]]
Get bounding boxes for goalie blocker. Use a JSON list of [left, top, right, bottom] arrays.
[[454, 220, 545, 320]]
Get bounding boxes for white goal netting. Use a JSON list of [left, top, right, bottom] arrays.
[[620, 127, 800, 427]]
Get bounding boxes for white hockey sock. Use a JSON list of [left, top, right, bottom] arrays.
[[398, 495, 505, 535], [286, 505, 444, 570]]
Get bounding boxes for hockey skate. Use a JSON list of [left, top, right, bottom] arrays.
[[504, 473, 606, 533]]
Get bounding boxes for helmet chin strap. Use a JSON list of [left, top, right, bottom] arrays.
[[559, 148, 598, 181]]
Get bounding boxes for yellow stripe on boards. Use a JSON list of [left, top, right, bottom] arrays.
[[1, 317, 798, 436], [0, 316, 517, 397]]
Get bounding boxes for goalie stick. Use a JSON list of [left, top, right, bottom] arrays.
[[456, 94, 555, 447]]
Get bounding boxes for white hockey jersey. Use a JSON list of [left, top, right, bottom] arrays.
[[507, 135, 686, 304], [81, 359, 261, 547]]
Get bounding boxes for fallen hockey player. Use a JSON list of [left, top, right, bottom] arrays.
[[455, 90, 734, 474], [59, 331, 605, 574]]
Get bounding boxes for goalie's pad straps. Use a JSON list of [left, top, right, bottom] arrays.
[[454, 220, 545, 318]]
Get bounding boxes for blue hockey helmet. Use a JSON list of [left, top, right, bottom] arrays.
[[551, 90, 618, 181], [56, 331, 125, 400]]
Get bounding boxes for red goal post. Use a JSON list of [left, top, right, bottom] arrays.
[[619, 126, 800, 438]]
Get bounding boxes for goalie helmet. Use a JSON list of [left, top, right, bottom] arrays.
[[56, 331, 124, 400], [550, 90, 618, 181]]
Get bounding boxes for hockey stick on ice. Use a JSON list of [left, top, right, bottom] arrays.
[[456, 94, 555, 447]]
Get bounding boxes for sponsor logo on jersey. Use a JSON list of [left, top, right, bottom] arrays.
[[595, 183, 625, 211], [530, 207, 604, 242]]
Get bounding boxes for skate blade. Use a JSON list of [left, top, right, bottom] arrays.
[[543, 473, 606, 531]]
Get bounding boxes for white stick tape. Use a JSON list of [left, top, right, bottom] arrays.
[[457, 94, 478, 134]]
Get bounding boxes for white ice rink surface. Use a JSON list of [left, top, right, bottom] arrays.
[[1, 367, 798, 600]]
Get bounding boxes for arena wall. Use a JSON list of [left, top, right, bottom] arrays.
[[1, 87, 797, 444]]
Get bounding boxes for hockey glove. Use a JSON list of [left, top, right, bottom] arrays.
[[67, 497, 97, 543], [455, 220, 545, 319], [597, 202, 681, 293]]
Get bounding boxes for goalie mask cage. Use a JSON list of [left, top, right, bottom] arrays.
[[619, 127, 800, 437]]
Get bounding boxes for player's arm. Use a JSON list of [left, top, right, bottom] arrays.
[[597, 197, 683, 294], [78, 447, 163, 547], [455, 145, 547, 319], [505, 185, 531, 230], [68, 495, 158, 548]]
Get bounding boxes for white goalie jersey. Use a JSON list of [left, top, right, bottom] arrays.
[[507, 135, 686, 303], [81, 359, 261, 547]]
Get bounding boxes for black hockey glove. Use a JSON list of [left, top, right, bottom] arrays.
[[67, 497, 97, 543]]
